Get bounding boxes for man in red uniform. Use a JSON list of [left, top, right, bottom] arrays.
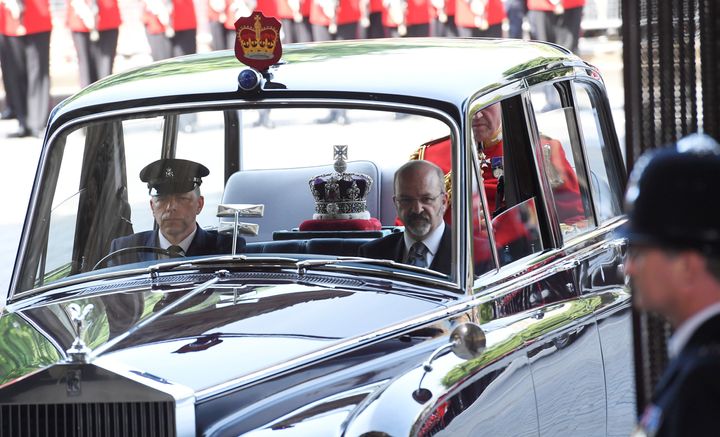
[[144, 0, 198, 131], [410, 103, 584, 268], [0, 0, 51, 138], [66, 0, 122, 87], [361, 0, 385, 38], [207, 0, 229, 50], [277, 0, 313, 42], [310, 0, 358, 124], [527, 0, 584, 53], [143, 0, 197, 60], [383, 0, 432, 37], [454, 0, 505, 38]]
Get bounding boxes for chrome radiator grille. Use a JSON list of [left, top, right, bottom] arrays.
[[1, 401, 175, 437]]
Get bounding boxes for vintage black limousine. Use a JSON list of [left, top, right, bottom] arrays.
[[0, 32, 633, 436]]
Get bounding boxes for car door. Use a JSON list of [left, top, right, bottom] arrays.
[[523, 80, 608, 437]]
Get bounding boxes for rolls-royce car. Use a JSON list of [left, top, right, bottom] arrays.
[[0, 18, 633, 436]]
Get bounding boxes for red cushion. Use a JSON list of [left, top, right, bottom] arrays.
[[299, 218, 382, 231]]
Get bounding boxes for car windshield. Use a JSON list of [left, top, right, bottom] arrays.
[[18, 106, 456, 292]]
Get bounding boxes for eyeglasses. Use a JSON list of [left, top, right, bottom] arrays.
[[394, 193, 444, 207]]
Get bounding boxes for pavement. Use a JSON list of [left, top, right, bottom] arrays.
[[0, 27, 624, 307]]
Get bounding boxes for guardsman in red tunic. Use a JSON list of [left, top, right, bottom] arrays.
[[207, 0, 231, 50], [0, 6, 15, 119], [310, 0, 358, 124], [0, 0, 51, 138], [382, 0, 432, 37], [143, 0, 197, 60], [66, 0, 122, 87], [409, 103, 584, 268], [454, 0, 505, 38], [277, 0, 313, 42], [433, 0, 456, 37], [527, 0, 584, 53], [309, 0, 360, 41], [361, 0, 385, 38]]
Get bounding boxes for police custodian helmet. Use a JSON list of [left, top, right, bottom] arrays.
[[622, 133, 720, 256]]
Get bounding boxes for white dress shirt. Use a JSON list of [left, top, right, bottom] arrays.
[[158, 225, 197, 255]]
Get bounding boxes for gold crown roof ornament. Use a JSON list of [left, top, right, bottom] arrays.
[[308, 145, 374, 220], [234, 12, 283, 72]]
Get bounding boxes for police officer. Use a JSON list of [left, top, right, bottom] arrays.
[[0, 0, 52, 138], [626, 134, 720, 437], [66, 0, 122, 87]]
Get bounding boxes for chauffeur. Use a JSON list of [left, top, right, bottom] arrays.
[[359, 160, 451, 275], [626, 134, 720, 437], [108, 158, 245, 264]]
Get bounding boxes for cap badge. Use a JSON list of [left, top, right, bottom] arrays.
[[234, 12, 282, 72], [164, 166, 174, 178]]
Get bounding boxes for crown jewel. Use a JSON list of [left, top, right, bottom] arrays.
[[309, 145, 373, 220]]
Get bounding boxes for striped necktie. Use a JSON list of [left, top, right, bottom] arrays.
[[407, 242, 428, 268], [167, 245, 185, 258]]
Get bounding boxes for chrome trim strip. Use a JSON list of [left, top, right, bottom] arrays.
[[10, 99, 463, 300], [94, 357, 196, 437]]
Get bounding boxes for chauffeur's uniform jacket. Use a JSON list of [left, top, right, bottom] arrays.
[[108, 225, 246, 265], [637, 314, 720, 437]]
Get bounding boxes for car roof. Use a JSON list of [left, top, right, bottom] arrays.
[[50, 38, 585, 126]]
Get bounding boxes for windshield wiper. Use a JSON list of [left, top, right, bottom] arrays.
[[294, 257, 458, 298], [145, 254, 302, 275]]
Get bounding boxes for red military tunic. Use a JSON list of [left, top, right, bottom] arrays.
[[382, 0, 432, 27], [309, 0, 361, 26], [1, 0, 52, 35], [527, 0, 585, 11], [66, 0, 122, 32], [223, 0, 279, 29], [409, 134, 585, 265], [454, 0, 504, 29], [277, 0, 311, 19], [144, 0, 197, 34]]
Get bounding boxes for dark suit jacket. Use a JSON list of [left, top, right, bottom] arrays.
[[638, 313, 720, 437], [358, 226, 451, 275], [108, 225, 246, 265]]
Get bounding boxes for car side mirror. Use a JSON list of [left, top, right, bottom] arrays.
[[413, 323, 486, 403]]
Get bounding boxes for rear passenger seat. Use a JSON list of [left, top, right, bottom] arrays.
[[222, 161, 386, 243]]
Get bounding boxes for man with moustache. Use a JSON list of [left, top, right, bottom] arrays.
[[107, 158, 245, 265], [625, 134, 720, 437], [359, 160, 451, 275]]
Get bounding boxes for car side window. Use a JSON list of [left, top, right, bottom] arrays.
[[470, 97, 545, 276], [529, 82, 596, 241], [572, 82, 624, 223]]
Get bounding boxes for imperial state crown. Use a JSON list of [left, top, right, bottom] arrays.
[[308, 145, 373, 220]]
